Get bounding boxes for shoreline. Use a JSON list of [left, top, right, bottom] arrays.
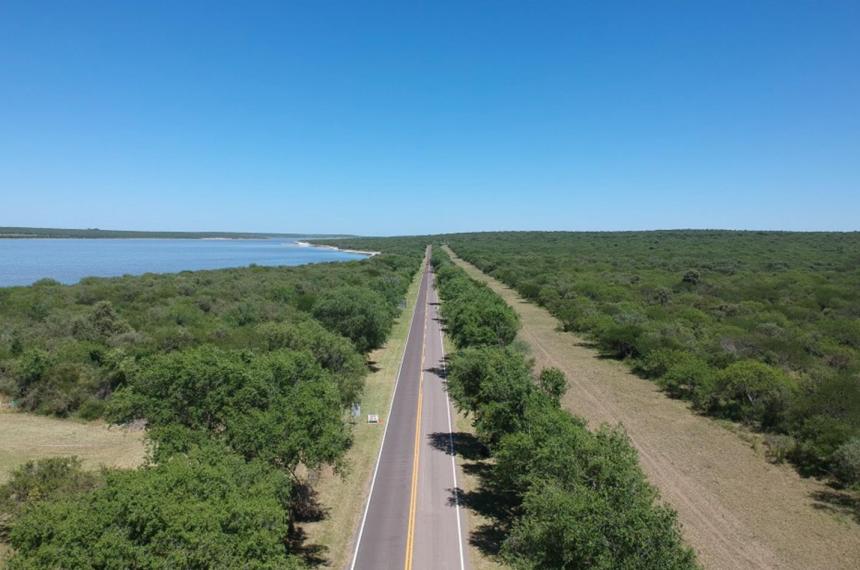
[[297, 241, 380, 257]]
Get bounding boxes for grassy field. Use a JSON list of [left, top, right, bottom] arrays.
[[297, 267, 423, 568], [0, 405, 146, 564], [0, 406, 146, 484], [446, 246, 860, 570]]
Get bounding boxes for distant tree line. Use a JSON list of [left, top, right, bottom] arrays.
[[433, 248, 697, 569], [0, 226, 347, 239], [0, 252, 421, 567], [441, 230, 860, 489]]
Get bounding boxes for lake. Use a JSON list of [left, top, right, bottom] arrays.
[[0, 239, 368, 287]]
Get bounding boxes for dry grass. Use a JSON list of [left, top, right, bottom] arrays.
[[297, 268, 423, 569], [0, 407, 146, 484], [0, 406, 146, 566], [446, 246, 860, 570]]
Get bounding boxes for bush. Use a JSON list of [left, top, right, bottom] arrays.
[[832, 438, 860, 487], [108, 346, 351, 471], [0, 457, 102, 538], [258, 320, 366, 406], [503, 479, 696, 570], [706, 361, 796, 428], [6, 445, 305, 569], [429, 230, 860, 482], [764, 434, 797, 464], [76, 397, 107, 420], [433, 251, 520, 348], [538, 367, 567, 404], [312, 286, 393, 353], [659, 354, 714, 399], [446, 347, 534, 446]]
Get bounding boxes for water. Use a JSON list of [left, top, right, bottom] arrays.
[[0, 238, 368, 287]]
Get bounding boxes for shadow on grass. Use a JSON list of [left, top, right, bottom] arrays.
[[287, 525, 328, 567], [810, 488, 860, 525], [289, 481, 330, 567]]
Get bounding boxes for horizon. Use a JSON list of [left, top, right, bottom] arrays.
[[2, 2, 858, 233], [0, 222, 860, 235]]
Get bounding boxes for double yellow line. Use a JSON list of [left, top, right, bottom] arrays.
[[404, 269, 428, 569]]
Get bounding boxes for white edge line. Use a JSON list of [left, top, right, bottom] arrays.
[[350, 256, 427, 570], [434, 273, 467, 570]]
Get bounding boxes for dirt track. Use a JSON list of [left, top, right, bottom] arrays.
[[447, 247, 860, 570]]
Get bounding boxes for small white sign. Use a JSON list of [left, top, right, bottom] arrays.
[[367, 414, 380, 424]]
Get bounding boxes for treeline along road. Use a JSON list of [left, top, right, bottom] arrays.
[[0, 252, 421, 567]]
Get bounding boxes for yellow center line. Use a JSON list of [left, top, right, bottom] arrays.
[[404, 270, 428, 570]]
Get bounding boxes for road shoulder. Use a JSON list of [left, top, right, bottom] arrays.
[[298, 266, 424, 569]]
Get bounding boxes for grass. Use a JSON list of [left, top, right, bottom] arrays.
[[0, 404, 147, 565], [296, 267, 423, 568], [0, 406, 146, 484]]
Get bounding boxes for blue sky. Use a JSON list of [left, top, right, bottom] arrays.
[[1, 1, 858, 235]]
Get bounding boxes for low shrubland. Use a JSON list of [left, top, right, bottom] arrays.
[[433, 248, 697, 569], [441, 231, 860, 488], [0, 250, 422, 566]]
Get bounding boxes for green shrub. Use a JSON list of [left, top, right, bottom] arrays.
[[76, 397, 106, 420], [0, 457, 101, 539], [659, 354, 714, 399], [706, 361, 796, 428], [6, 445, 305, 569], [446, 347, 534, 446], [108, 346, 351, 471], [537, 367, 567, 404], [832, 438, 860, 487], [764, 434, 797, 464], [312, 286, 393, 353]]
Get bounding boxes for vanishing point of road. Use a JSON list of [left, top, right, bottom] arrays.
[[351, 247, 468, 570]]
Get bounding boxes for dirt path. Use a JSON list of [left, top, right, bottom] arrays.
[[446, 247, 860, 570]]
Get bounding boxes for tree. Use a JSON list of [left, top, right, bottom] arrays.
[[108, 346, 351, 472], [447, 347, 534, 446], [0, 457, 101, 539], [7, 445, 306, 569], [311, 286, 393, 353], [502, 479, 696, 570], [258, 320, 367, 406], [708, 360, 796, 428], [833, 438, 860, 487]]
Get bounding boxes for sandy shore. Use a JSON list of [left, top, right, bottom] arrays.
[[296, 241, 380, 257]]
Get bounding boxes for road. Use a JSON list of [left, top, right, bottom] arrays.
[[351, 248, 468, 570]]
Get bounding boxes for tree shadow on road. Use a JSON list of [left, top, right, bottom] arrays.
[[427, 431, 489, 461], [430, 430, 516, 560]]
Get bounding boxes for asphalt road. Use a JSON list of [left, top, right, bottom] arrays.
[[351, 249, 467, 570]]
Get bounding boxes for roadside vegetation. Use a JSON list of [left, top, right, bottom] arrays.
[[440, 231, 860, 489], [432, 248, 697, 569], [0, 253, 421, 566]]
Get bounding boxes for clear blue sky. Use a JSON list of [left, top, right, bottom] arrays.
[[1, 1, 858, 235]]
